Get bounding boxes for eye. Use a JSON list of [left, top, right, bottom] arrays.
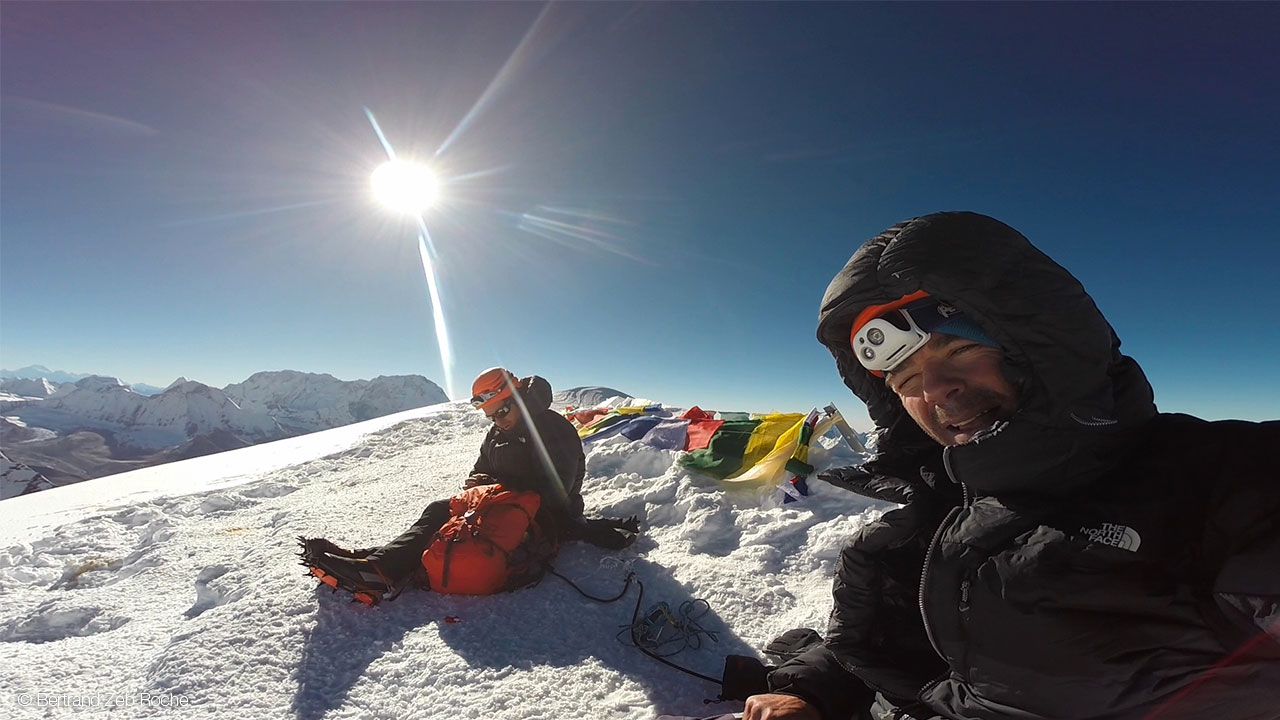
[[948, 342, 980, 358], [888, 372, 920, 394]]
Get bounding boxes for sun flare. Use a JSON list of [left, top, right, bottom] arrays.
[[371, 160, 439, 215]]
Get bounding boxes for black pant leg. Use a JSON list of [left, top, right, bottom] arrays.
[[366, 499, 451, 581]]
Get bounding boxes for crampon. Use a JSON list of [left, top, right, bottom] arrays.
[[297, 537, 403, 606]]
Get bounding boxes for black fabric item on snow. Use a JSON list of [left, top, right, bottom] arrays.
[[567, 515, 642, 549]]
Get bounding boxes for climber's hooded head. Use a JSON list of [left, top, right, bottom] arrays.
[[816, 212, 1156, 494]]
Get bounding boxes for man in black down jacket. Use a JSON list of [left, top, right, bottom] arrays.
[[301, 369, 587, 596], [464, 368, 586, 533], [752, 212, 1279, 720]]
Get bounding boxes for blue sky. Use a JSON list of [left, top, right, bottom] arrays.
[[2, 2, 1277, 426]]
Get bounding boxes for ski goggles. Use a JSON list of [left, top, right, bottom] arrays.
[[851, 291, 993, 376], [486, 403, 513, 421]]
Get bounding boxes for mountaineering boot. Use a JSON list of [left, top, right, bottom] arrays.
[[299, 536, 378, 559], [297, 537, 400, 605]]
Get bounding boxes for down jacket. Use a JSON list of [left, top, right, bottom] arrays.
[[785, 212, 1280, 719], [470, 376, 586, 533], [769, 429, 957, 720]]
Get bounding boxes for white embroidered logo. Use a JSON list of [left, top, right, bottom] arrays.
[[1080, 523, 1142, 552], [936, 302, 961, 318]]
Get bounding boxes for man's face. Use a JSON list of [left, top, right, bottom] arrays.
[[884, 333, 1019, 446], [489, 401, 522, 432]]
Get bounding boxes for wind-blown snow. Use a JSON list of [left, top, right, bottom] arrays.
[[0, 401, 881, 719]]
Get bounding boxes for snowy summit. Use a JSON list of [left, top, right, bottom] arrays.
[[0, 399, 879, 719]]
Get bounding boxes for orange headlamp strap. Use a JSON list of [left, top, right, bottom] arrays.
[[850, 290, 931, 337]]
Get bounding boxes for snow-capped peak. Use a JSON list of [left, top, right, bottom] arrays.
[[0, 377, 59, 399], [224, 371, 448, 433], [553, 386, 634, 409]]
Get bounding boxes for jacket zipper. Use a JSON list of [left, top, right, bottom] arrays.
[[831, 658, 911, 700], [942, 443, 972, 508], [916, 445, 973, 707], [916, 672, 948, 710], [919, 503, 960, 659]]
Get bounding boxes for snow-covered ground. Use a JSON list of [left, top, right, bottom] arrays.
[[0, 400, 883, 719]]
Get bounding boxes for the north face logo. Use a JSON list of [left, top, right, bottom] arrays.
[[1080, 523, 1142, 552]]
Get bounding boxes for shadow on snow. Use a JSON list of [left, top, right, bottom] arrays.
[[291, 548, 755, 719]]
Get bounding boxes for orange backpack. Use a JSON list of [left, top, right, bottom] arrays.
[[421, 484, 547, 595]]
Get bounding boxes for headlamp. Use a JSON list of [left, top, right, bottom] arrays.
[[852, 308, 931, 374], [470, 390, 501, 408]]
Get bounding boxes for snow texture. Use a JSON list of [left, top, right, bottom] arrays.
[[0, 401, 880, 719]]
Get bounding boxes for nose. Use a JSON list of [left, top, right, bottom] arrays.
[[919, 358, 964, 405]]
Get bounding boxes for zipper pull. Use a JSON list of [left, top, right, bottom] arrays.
[[960, 579, 971, 610]]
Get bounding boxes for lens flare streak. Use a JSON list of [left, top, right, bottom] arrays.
[[363, 107, 397, 160], [446, 165, 514, 184], [365, 106, 455, 400], [503, 377, 569, 505], [416, 228, 455, 400], [162, 199, 336, 228], [517, 208, 653, 265], [435, 4, 554, 158]]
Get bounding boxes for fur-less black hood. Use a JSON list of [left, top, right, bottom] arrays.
[[817, 212, 1157, 494]]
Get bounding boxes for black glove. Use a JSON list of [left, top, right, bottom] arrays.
[[464, 473, 498, 489], [578, 516, 641, 549]]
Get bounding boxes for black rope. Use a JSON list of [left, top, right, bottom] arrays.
[[546, 566, 723, 687], [547, 566, 636, 603], [617, 598, 717, 657], [626, 576, 722, 686]]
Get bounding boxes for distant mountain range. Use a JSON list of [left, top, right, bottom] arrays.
[[0, 370, 448, 497], [1, 365, 165, 395]]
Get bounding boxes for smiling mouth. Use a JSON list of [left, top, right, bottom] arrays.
[[945, 409, 997, 434]]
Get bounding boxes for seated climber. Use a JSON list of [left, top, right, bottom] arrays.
[[300, 367, 640, 604]]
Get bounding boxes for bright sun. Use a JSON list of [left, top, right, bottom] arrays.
[[371, 160, 439, 215]]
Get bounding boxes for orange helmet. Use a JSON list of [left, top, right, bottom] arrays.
[[470, 367, 516, 412]]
